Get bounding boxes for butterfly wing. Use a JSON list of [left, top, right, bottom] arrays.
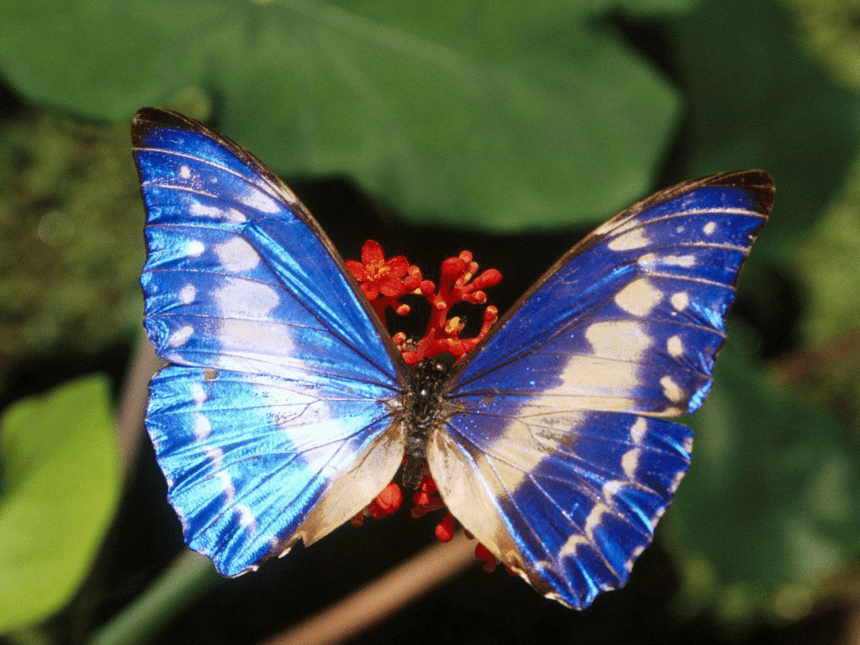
[[134, 108, 409, 576], [429, 171, 773, 608]]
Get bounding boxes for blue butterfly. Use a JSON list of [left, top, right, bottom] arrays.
[[133, 107, 773, 609]]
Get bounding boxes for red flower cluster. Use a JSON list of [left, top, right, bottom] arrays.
[[347, 240, 503, 567], [345, 240, 501, 366]]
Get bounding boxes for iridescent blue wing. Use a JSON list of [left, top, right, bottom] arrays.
[[134, 108, 409, 576], [429, 171, 773, 608]]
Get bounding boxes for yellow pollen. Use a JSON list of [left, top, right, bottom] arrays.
[[445, 317, 464, 334], [368, 261, 389, 280]]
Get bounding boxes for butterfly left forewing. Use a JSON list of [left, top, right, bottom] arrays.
[[135, 108, 402, 384], [429, 171, 773, 608]]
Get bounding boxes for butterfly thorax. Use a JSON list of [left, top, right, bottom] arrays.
[[400, 354, 456, 489]]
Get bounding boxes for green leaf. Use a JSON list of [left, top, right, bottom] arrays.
[[665, 345, 860, 623], [0, 375, 121, 631], [0, 1, 223, 120], [666, 0, 860, 251], [0, 0, 681, 230]]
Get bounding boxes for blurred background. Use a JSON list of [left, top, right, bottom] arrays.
[[1, 0, 859, 643]]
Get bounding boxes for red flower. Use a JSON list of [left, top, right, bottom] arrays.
[[345, 240, 410, 300], [475, 543, 499, 573]]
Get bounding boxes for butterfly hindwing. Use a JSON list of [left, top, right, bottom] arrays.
[[147, 365, 404, 575], [429, 171, 773, 608], [429, 410, 692, 607], [134, 108, 408, 575]]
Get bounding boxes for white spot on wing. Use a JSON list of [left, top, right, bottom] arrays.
[[638, 253, 698, 268], [671, 292, 689, 311], [211, 278, 295, 367], [585, 320, 651, 359], [217, 470, 235, 502], [608, 228, 650, 251], [682, 434, 693, 454], [204, 445, 224, 467], [703, 221, 717, 235], [214, 278, 280, 317], [660, 375, 684, 402], [622, 448, 640, 478], [202, 446, 236, 502], [559, 500, 612, 561], [186, 240, 205, 257], [169, 325, 194, 347], [583, 502, 610, 540], [670, 468, 687, 492], [189, 202, 247, 223], [630, 417, 647, 443], [625, 545, 646, 572], [667, 335, 683, 357], [510, 320, 652, 418], [614, 279, 662, 316], [194, 412, 211, 439], [661, 254, 697, 268], [236, 504, 257, 531], [215, 237, 260, 272], [179, 284, 197, 304], [558, 533, 587, 559], [191, 383, 207, 405], [237, 187, 281, 214], [179, 165, 191, 179]]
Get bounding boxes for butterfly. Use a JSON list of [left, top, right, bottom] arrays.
[[133, 107, 773, 609]]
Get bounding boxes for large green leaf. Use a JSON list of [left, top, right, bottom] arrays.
[[0, 0, 684, 230], [0, 375, 121, 631], [665, 344, 860, 622]]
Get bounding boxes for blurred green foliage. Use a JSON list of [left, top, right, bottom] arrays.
[[0, 376, 120, 630], [0, 114, 144, 360], [0, 0, 858, 641], [668, 0, 860, 252], [792, 164, 860, 344], [667, 344, 860, 625]]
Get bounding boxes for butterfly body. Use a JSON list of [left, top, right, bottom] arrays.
[[133, 107, 773, 609], [399, 355, 456, 488]]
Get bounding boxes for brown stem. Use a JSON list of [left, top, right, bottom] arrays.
[[263, 532, 477, 645]]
